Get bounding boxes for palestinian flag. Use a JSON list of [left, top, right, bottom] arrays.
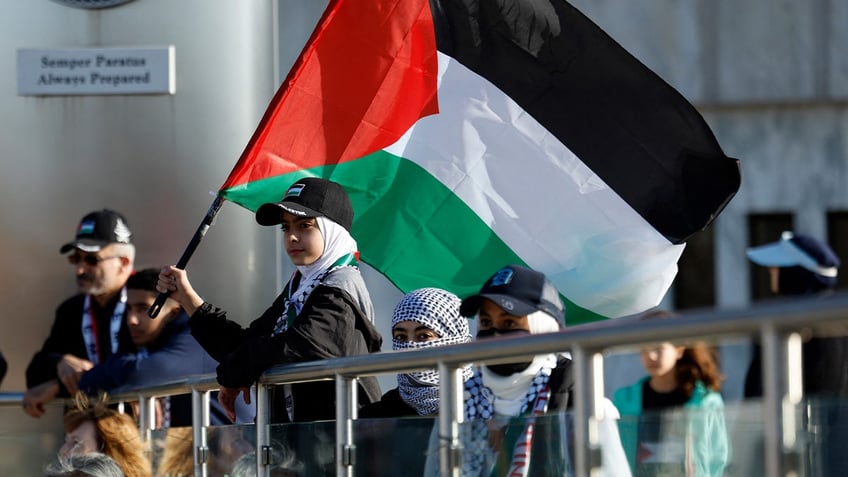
[[219, 0, 741, 324]]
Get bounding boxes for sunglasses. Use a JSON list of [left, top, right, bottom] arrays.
[[67, 252, 121, 266]]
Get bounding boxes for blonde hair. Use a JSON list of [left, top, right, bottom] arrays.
[[155, 427, 193, 477], [64, 393, 152, 477]]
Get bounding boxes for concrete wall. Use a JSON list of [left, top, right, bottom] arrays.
[[571, 0, 848, 401], [571, 0, 848, 309], [0, 0, 280, 391]]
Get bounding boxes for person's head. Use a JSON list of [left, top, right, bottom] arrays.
[[639, 310, 724, 396], [206, 426, 255, 477], [155, 427, 192, 477], [747, 231, 840, 296], [390, 288, 472, 415], [60, 394, 150, 477], [44, 452, 125, 477], [61, 210, 135, 297], [255, 178, 355, 267], [460, 265, 564, 377], [460, 264, 564, 338], [229, 440, 303, 477], [392, 288, 471, 350], [125, 268, 181, 348]]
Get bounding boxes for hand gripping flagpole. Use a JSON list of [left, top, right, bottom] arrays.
[[148, 195, 225, 318]]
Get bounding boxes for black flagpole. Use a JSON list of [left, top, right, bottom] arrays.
[[148, 195, 225, 318]]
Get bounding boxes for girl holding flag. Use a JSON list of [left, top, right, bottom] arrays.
[[156, 177, 383, 425]]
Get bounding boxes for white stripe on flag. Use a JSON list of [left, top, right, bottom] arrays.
[[385, 53, 684, 318]]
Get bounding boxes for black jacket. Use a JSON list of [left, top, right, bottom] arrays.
[[359, 387, 417, 418], [26, 293, 133, 394], [189, 268, 383, 423]]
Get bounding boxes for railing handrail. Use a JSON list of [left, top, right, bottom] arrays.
[[6, 292, 848, 476], [108, 291, 848, 402]]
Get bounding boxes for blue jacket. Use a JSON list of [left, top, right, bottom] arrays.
[[79, 312, 227, 425], [612, 377, 728, 477]]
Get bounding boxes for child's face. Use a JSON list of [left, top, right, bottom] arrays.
[[280, 212, 325, 266], [639, 342, 683, 378], [126, 289, 177, 347]]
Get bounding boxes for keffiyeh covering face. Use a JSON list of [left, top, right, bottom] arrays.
[[393, 288, 473, 416], [470, 310, 563, 417]]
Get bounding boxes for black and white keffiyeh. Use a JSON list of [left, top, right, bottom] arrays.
[[392, 288, 473, 415], [462, 353, 558, 476]]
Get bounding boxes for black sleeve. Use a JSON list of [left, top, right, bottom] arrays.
[[188, 294, 286, 363], [25, 298, 84, 389], [215, 285, 366, 388], [549, 357, 575, 411]]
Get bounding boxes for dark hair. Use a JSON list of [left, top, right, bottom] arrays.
[[641, 309, 725, 397], [676, 344, 724, 396], [125, 267, 160, 292]]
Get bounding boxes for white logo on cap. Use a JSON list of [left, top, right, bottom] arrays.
[[499, 298, 514, 311], [114, 218, 132, 243]]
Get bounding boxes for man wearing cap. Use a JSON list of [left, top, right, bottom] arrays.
[[745, 231, 847, 475], [23, 209, 136, 417]]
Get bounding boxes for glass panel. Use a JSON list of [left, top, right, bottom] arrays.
[[354, 416, 438, 477], [803, 397, 848, 476], [0, 403, 64, 476], [153, 424, 256, 477], [457, 413, 575, 476], [153, 426, 192, 477], [270, 420, 334, 476]]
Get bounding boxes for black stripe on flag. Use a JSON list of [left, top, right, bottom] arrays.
[[430, 0, 740, 244]]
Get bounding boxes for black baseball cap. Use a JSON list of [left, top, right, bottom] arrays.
[[460, 264, 565, 324], [60, 209, 133, 254], [255, 177, 354, 231]]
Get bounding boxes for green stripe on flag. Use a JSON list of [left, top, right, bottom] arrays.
[[221, 150, 604, 325]]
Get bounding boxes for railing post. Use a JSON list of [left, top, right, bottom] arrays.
[[572, 347, 604, 477], [438, 361, 463, 477], [138, 393, 155, 444], [335, 375, 357, 477], [256, 384, 270, 477], [762, 325, 805, 477], [191, 389, 210, 477]]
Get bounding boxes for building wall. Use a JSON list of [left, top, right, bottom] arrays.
[[572, 0, 848, 309], [572, 0, 848, 401], [2, 0, 845, 403], [0, 0, 280, 391]]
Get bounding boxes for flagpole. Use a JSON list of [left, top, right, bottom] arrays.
[[147, 195, 225, 318]]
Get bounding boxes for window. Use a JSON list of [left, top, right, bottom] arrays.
[[748, 213, 793, 301], [827, 211, 848, 291]]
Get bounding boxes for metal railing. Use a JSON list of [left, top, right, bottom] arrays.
[[6, 293, 848, 476]]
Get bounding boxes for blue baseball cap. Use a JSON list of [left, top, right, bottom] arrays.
[[746, 231, 839, 278]]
